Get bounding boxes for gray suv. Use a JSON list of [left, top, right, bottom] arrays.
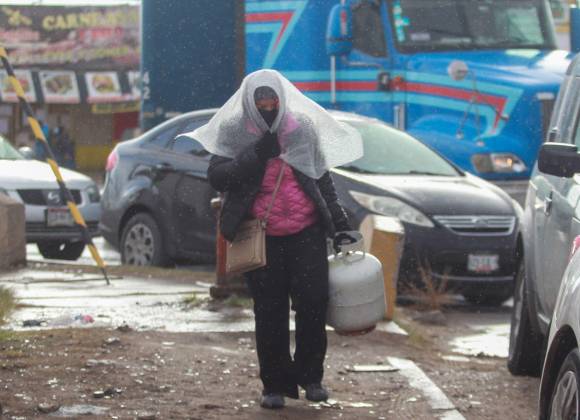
[[508, 54, 580, 376]]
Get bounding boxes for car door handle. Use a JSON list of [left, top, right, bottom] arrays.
[[543, 192, 553, 216]]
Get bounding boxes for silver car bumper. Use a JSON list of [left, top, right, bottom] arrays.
[[3, 189, 101, 243]]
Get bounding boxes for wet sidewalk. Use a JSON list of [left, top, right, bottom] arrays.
[[0, 264, 539, 419], [1, 264, 407, 336]]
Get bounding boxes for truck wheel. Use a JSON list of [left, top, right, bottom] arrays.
[[120, 213, 168, 266], [507, 261, 543, 376], [37, 240, 86, 260], [548, 348, 580, 419]]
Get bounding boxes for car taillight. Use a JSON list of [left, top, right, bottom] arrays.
[[106, 149, 118, 172], [570, 236, 580, 260]]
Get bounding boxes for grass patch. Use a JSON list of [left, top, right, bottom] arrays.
[[392, 310, 429, 348], [183, 293, 205, 307], [0, 286, 16, 326], [0, 330, 13, 342], [221, 294, 253, 309], [405, 262, 454, 311]]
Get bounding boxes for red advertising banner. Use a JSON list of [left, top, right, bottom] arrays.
[[0, 5, 139, 70]]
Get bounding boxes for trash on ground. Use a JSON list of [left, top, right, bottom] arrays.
[[85, 359, 116, 368], [37, 403, 60, 414], [51, 404, 109, 417], [346, 364, 399, 373], [441, 355, 471, 363], [348, 402, 374, 408], [104, 337, 121, 346], [22, 319, 44, 327], [310, 399, 343, 409], [116, 323, 133, 333]]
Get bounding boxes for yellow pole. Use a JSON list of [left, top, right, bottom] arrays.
[[0, 45, 110, 285]]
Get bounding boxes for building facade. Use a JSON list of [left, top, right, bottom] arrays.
[[0, 4, 140, 170]]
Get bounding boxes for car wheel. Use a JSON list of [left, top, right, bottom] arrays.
[[37, 240, 85, 260], [462, 285, 513, 306], [548, 348, 580, 419], [507, 261, 543, 376], [120, 213, 168, 266]]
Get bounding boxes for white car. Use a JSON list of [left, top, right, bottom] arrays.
[[0, 137, 100, 260], [539, 236, 580, 419]]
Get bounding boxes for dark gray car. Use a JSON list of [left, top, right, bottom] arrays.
[[100, 110, 520, 304]]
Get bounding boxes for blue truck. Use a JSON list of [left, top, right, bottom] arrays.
[[142, 0, 573, 201]]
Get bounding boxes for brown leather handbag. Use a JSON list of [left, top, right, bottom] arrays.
[[225, 163, 286, 274]]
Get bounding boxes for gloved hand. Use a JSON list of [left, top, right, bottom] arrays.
[[254, 131, 280, 161], [333, 231, 359, 253]]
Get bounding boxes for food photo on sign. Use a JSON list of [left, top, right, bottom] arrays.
[[0, 70, 36, 103], [39, 70, 80, 104], [85, 71, 123, 103]]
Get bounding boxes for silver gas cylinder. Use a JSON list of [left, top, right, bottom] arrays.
[[327, 234, 386, 335]]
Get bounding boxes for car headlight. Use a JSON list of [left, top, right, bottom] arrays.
[[350, 191, 434, 227], [85, 185, 100, 203], [471, 153, 527, 174]]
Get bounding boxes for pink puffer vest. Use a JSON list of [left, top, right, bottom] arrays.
[[250, 115, 319, 236]]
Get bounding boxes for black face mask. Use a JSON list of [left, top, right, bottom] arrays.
[[259, 109, 278, 127]]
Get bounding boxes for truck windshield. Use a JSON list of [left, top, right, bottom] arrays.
[[389, 0, 556, 52]]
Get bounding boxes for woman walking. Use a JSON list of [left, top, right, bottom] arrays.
[[184, 69, 362, 409]]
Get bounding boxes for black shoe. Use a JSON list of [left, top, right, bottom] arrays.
[[260, 393, 285, 409], [303, 383, 329, 402]]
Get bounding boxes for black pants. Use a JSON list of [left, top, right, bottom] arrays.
[[245, 223, 329, 397]]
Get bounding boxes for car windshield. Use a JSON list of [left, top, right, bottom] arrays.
[[339, 119, 460, 176], [389, 0, 556, 52], [0, 137, 24, 160]]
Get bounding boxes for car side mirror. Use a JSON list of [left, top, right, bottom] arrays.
[[538, 143, 580, 178], [326, 4, 352, 56]]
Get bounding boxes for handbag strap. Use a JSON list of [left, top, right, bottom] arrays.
[[263, 162, 287, 225]]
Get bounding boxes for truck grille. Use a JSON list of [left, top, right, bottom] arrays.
[[18, 189, 82, 205], [433, 215, 516, 236], [26, 221, 99, 233]]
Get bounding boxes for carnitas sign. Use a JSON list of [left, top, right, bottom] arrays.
[[0, 5, 139, 69]]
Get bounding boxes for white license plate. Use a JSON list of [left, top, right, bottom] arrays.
[[46, 208, 75, 227], [467, 254, 499, 273]]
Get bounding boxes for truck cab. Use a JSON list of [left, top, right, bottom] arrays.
[[246, 0, 573, 202]]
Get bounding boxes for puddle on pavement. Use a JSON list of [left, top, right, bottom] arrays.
[[2, 267, 260, 333], [450, 324, 509, 358], [2, 267, 409, 336], [443, 306, 511, 359]]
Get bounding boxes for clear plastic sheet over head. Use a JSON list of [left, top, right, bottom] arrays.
[[182, 69, 363, 179]]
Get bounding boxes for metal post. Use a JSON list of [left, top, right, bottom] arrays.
[[0, 45, 111, 285]]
